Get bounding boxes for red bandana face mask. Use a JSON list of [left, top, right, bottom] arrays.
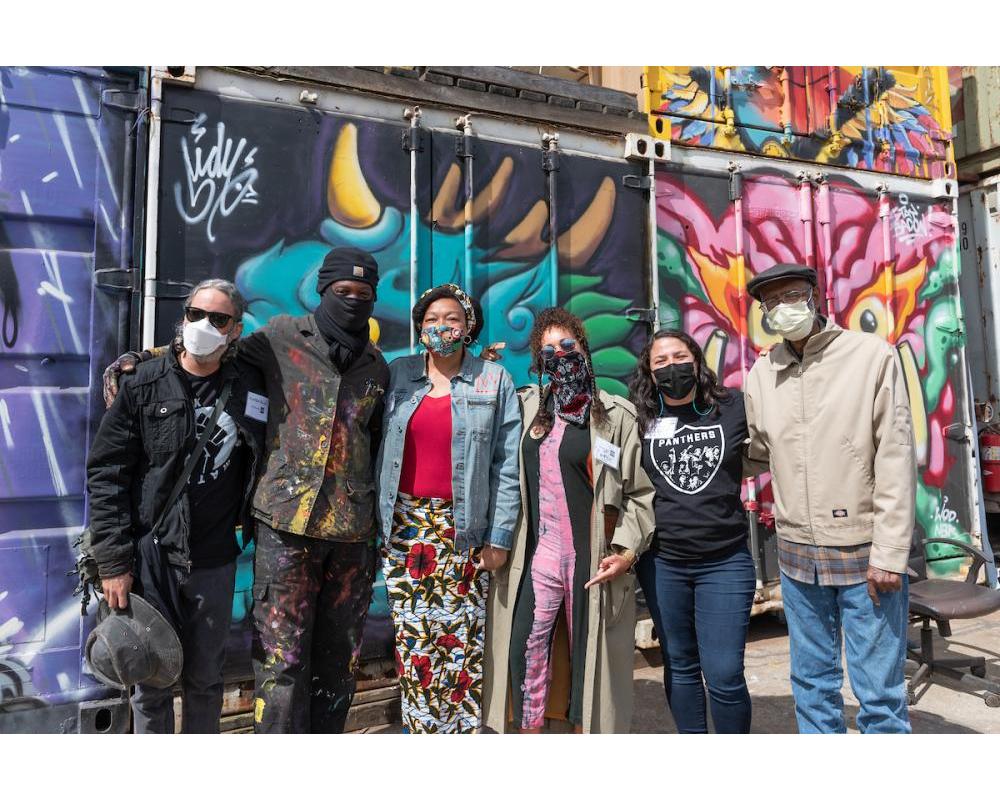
[[543, 350, 593, 425]]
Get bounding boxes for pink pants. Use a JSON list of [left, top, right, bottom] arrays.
[[520, 417, 575, 730]]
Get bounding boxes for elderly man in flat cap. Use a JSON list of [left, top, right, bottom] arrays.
[[743, 263, 916, 734], [103, 246, 389, 733]]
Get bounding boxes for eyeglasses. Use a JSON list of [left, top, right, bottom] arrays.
[[185, 306, 234, 330], [759, 289, 812, 313], [540, 338, 578, 361]]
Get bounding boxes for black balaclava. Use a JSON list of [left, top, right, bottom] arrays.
[[313, 247, 379, 372]]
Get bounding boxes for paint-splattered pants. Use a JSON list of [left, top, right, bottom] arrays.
[[132, 558, 237, 734], [251, 522, 376, 733], [383, 494, 489, 733]]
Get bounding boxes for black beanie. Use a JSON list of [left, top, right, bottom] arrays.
[[316, 247, 379, 295]]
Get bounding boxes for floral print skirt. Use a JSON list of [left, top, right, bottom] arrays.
[[383, 493, 489, 733]]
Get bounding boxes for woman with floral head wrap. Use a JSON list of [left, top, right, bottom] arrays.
[[375, 284, 521, 733]]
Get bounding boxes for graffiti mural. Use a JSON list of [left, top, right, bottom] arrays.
[[2, 66, 977, 731], [655, 163, 973, 575], [0, 66, 141, 728], [154, 88, 650, 664], [646, 67, 955, 180], [173, 112, 261, 243]]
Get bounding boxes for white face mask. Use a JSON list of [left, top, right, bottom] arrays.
[[182, 317, 229, 357], [765, 300, 816, 341]]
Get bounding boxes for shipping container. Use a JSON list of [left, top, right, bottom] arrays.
[[645, 67, 955, 180], [958, 175, 1000, 558], [953, 66, 1000, 179], [0, 65, 988, 732], [0, 65, 146, 732]]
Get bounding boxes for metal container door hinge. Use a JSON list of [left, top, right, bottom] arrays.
[[146, 279, 194, 300], [94, 268, 140, 293], [622, 175, 652, 190], [401, 127, 426, 153], [625, 306, 657, 323], [101, 88, 148, 113], [455, 136, 475, 160]]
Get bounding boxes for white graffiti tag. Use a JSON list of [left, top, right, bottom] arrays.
[[174, 113, 259, 242], [891, 194, 928, 245], [933, 494, 959, 525]]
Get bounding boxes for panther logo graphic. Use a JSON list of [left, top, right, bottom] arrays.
[[648, 423, 725, 495], [190, 404, 237, 486]]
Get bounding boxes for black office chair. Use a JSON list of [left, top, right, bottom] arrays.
[[907, 537, 1000, 707]]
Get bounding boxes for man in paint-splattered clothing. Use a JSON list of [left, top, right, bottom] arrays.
[[105, 247, 388, 733]]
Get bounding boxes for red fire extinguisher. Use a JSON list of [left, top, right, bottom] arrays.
[[980, 430, 1000, 494]]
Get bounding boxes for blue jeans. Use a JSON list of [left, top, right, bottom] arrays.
[[780, 571, 910, 734], [637, 544, 755, 733]]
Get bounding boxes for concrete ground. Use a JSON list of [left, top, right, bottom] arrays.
[[353, 610, 1000, 734], [632, 609, 1000, 734]]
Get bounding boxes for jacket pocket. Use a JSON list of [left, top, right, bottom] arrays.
[[143, 399, 187, 454], [606, 572, 636, 627], [840, 435, 876, 488], [346, 478, 376, 506], [466, 396, 497, 437]]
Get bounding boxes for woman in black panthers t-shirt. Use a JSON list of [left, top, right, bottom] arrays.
[[629, 329, 756, 734]]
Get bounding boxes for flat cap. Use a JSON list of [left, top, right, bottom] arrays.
[[747, 263, 818, 300]]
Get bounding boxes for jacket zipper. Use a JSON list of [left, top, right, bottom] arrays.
[[183, 400, 194, 572], [797, 358, 814, 543]]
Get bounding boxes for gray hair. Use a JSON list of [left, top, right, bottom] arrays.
[[184, 278, 246, 320]]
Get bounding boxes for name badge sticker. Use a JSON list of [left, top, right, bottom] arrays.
[[646, 417, 678, 440], [245, 392, 269, 423], [594, 437, 621, 470]]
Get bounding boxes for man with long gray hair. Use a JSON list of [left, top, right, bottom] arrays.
[[87, 279, 267, 733]]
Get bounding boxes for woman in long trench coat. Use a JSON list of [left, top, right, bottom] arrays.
[[482, 308, 655, 733]]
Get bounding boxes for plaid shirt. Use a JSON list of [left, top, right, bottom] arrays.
[[777, 538, 871, 586]]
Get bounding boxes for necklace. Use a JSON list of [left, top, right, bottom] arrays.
[[659, 392, 712, 417]]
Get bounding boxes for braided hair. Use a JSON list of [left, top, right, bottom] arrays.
[[527, 307, 608, 437]]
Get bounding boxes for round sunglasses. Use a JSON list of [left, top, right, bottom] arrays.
[[184, 306, 234, 330], [540, 338, 578, 361]]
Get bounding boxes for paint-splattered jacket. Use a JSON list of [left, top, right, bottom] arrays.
[[238, 314, 389, 540]]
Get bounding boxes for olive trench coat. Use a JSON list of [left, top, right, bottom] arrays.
[[482, 386, 655, 733]]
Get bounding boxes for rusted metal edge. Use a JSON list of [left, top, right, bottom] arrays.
[[225, 66, 649, 139]]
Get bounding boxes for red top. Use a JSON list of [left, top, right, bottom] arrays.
[[398, 393, 454, 499]]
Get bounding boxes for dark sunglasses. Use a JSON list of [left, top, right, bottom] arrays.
[[540, 338, 578, 361], [184, 306, 234, 330]]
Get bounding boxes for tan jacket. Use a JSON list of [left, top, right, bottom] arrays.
[[744, 319, 917, 573], [482, 387, 655, 733]]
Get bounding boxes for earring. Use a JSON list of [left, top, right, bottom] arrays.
[[463, 334, 472, 345]]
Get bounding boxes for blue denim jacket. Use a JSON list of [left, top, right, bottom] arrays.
[[376, 352, 521, 551]]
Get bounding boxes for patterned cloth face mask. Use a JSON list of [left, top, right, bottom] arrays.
[[421, 324, 465, 357], [542, 347, 593, 425]]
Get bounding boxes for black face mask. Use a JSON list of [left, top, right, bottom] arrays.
[[653, 362, 697, 401], [313, 291, 375, 371], [320, 292, 373, 333]]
